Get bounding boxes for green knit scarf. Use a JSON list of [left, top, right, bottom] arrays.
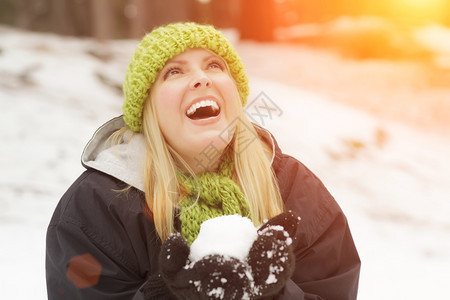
[[177, 155, 250, 244]]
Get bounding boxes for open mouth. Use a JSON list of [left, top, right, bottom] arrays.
[[186, 100, 220, 120]]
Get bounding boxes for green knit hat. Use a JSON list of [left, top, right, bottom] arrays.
[[122, 22, 250, 132]]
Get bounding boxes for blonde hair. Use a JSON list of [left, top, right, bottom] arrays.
[[233, 109, 284, 224]]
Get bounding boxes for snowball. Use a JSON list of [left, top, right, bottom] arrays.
[[189, 214, 258, 262]]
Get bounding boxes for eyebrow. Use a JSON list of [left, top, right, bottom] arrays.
[[165, 59, 187, 65]]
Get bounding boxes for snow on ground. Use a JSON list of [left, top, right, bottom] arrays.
[[1, 25, 449, 299]]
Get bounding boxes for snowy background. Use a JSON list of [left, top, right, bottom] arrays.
[[1, 20, 450, 299]]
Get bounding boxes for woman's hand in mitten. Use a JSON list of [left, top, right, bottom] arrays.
[[248, 211, 301, 299], [159, 212, 300, 300], [138, 233, 189, 300], [159, 233, 190, 280], [159, 233, 253, 300]]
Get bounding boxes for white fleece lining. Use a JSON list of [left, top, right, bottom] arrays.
[[84, 129, 147, 192]]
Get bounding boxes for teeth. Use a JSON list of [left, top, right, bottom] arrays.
[[186, 100, 219, 116]]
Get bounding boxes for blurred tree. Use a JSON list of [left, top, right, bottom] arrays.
[[11, 0, 93, 36], [239, 0, 276, 41], [126, 0, 150, 38], [91, 0, 116, 40], [0, 0, 16, 26], [191, 0, 239, 28], [192, 0, 213, 24], [2, 0, 450, 39], [49, 0, 85, 36], [126, 0, 194, 38], [15, 0, 52, 32]]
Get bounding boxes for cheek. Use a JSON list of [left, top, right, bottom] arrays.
[[158, 84, 175, 100], [220, 77, 241, 113], [152, 89, 178, 142], [154, 85, 182, 119], [221, 76, 238, 94], [216, 73, 238, 98], [158, 87, 177, 108]]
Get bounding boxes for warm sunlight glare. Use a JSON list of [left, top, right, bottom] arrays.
[[392, 0, 448, 24], [405, 0, 438, 5]]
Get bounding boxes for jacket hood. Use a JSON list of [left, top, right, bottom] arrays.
[[82, 116, 147, 191], [81, 116, 279, 192]]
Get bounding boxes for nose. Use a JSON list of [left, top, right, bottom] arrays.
[[190, 71, 211, 90]]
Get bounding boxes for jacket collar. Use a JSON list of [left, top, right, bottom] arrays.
[[82, 116, 147, 191], [81, 116, 281, 191]]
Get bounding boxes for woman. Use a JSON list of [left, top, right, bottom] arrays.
[[46, 23, 360, 299]]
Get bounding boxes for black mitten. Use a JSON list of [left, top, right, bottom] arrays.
[[139, 234, 188, 299], [159, 233, 253, 299], [248, 211, 301, 299], [159, 233, 190, 280]]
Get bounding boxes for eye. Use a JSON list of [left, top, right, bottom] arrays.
[[207, 60, 225, 71], [163, 67, 181, 79]]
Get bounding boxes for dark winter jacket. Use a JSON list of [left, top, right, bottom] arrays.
[[46, 116, 360, 299]]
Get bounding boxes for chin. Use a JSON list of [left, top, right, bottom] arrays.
[[199, 131, 231, 149]]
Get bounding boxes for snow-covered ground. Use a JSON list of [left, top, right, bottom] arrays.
[[1, 24, 449, 299]]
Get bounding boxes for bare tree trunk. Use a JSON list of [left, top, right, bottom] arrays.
[[91, 0, 116, 40], [50, 0, 73, 35], [16, 0, 46, 30], [126, 0, 152, 38], [126, 0, 192, 39], [16, 0, 32, 29]]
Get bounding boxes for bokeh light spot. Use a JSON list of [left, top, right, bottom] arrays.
[[66, 253, 102, 289]]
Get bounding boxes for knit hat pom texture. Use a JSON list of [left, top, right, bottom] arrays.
[[123, 22, 249, 132]]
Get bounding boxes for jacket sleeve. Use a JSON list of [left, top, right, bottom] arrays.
[[46, 171, 154, 299], [46, 220, 145, 299], [274, 155, 361, 300]]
